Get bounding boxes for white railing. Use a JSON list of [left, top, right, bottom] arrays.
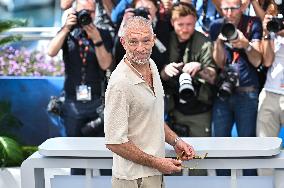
[[0, 27, 61, 40]]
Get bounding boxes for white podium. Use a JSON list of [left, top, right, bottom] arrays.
[[21, 137, 283, 188]]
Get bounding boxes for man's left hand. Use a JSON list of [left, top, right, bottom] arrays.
[[174, 139, 195, 160], [230, 30, 250, 49], [182, 62, 201, 77], [83, 24, 101, 41]]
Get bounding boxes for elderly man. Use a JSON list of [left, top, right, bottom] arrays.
[[104, 16, 195, 188], [209, 0, 263, 176]]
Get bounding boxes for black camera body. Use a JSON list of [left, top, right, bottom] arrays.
[[221, 22, 238, 41], [47, 95, 65, 116], [132, 7, 150, 19], [267, 15, 284, 33], [216, 65, 239, 100], [76, 9, 92, 26]]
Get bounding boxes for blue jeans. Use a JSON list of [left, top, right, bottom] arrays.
[[62, 97, 104, 137], [212, 90, 258, 176]]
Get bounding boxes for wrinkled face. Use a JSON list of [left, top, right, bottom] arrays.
[[121, 26, 155, 65], [171, 15, 196, 42], [221, 0, 243, 26], [135, 0, 158, 20]]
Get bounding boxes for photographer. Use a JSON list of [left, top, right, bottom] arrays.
[[113, 0, 172, 72], [160, 3, 216, 176], [257, 14, 284, 176], [48, 0, 112, 148], [209, 0, 263, 176]]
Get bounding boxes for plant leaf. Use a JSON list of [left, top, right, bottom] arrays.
[[0, 137, 24, 167]]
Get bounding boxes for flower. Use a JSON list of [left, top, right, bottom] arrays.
[[0, 46, 64, 76]]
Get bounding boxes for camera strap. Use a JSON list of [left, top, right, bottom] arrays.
[[78, 31, 90, 84]]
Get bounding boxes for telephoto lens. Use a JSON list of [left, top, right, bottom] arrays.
[[221, 23, 238, 41], [179, 73, 195, 103]]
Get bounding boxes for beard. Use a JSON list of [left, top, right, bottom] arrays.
[[126, 48, 152, 65]]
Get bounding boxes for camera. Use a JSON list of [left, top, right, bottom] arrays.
[[267, 15, 284, 33], [216, 65, 239, 100], [179, 73, 196, 103], [81, 104, 104, 136], [47, 95, 65, 116], [221, 23, 238, 41], [132, 7, 150, 19], [76, 9, 92, 26]]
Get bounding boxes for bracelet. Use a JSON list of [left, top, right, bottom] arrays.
[[173, 137, 181, 147], [93, 40, 103, 47]]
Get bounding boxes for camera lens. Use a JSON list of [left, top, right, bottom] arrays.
[[133, 7, 150, 19], [221, 23, 238, 41], [267, 18, 282, 33], [179, 73, 195, 102], [77, 9, 92, 26]]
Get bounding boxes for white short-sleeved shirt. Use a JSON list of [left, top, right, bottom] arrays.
[[104, 57, 165, 180]]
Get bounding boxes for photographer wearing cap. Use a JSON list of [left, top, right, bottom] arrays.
[[257, 13, 284, 157], [48, 0, 112, 152], [209, 0, 263, 176], [160, 3, 216, 176]]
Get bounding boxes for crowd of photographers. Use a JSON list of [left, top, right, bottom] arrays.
[[48, 0, 284, 176]]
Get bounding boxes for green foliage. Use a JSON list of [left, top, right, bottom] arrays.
[[0, 137, 24, 167], [0, 101, 23, 139], [0, 101, 37, 167], [0, 19, 27, 46]]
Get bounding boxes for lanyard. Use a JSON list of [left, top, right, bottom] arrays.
[[78, 33, 90, 84], [232, 51, 240, 64]]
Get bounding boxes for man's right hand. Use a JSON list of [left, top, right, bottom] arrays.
[[153, 157, 182, 174], [64, 10, 77, 31], [164, 62, 184, 78]]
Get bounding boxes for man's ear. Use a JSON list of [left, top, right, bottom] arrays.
[[171, 19, 175, 27], [120, 37, 126, 48]]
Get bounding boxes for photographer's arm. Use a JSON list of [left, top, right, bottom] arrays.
[[251, 0, 265, 20], [230, 30, 262, 67], [60, 0, 74, 10], [84, 25, 113, 70], [261, 14, 275, 67], [245, 40, 262, 67], [48, 12, 76, 57], [213, 36, 226, 69]]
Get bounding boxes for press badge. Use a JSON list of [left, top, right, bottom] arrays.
[[76, 85, 91, 101]]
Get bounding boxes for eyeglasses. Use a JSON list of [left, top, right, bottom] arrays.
[[126, 38, 153, 47], [221, 5, 241, 12], [176, 151, 208, 170]]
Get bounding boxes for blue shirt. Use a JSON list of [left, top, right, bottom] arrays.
[[209, 15, 263, 87], [192, 0, 219, 32]]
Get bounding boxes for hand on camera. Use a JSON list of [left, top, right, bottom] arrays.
[[182, 62, 201, 77], [164, 62, 184, 77], [83, 24, 100, 41], [230, 30, 249, 49], [263, 14, 273, 35], [64, 10, 77, 31]]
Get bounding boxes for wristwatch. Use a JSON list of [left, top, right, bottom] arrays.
[[173, 137, 181, 147], [245, 42, 253, 52]]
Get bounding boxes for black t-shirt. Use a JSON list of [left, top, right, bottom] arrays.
[[62, 27, 113, 98]]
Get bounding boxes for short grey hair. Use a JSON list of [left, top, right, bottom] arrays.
[[121, 16, 154, 37]]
